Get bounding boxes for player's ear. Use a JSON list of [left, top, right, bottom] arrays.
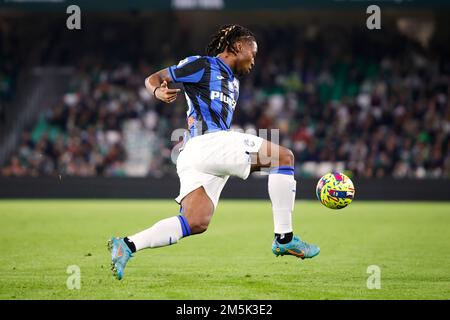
[[235, 41, 243, 53]]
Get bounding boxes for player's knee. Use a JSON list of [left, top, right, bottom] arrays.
[[192, 222, 209, 234], [187, 215, 210, 234], [182, 207, 212, 235], [279, 147, 295, 166], [180, 187, 214, 235]]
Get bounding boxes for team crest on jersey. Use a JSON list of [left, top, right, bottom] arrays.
[[233, 79, 239, 92], [228, 79, 239, 94], [228, 81, 234, 93]]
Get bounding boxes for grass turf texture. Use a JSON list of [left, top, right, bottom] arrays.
[[0, 200, 449, 300]]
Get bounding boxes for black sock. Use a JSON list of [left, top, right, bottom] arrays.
[[124, 237, 136, 253], [275, 232, 293, 244]]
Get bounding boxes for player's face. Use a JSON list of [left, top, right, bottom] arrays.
[[235, 40, 257, 76]]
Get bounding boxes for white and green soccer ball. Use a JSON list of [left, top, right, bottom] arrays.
[[316, 172, 355, 209]]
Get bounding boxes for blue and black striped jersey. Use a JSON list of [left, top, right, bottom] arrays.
[[168, 55, 240, 137]]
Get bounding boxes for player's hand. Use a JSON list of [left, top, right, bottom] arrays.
[[155, 81, 181, 103]]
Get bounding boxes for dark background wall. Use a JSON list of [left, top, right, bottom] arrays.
[[0, 177, 448, 200]]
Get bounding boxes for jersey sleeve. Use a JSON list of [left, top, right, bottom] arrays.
[[168, 56, 207, 83]]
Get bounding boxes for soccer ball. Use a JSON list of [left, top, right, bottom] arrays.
[[316, 172, 355, 209]]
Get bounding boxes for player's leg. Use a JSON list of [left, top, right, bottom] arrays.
[[179, 186, 215, 234], [108, 187, 213, 280], [250, 140, 295, 240], [250, 140, 320, 259], [125, 186, 213, 249]]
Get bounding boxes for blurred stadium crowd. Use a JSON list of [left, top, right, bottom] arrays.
[[0, 20, 18, 126], [1, 21, 449, 178]]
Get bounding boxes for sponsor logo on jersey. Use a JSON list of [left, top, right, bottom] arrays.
[[210, 91, 237, 109]]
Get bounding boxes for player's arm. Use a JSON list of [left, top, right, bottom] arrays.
[[146, 57, 206, 103], [145, 68, 181, 104]]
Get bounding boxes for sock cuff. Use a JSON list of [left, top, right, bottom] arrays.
[[270, 166, 295, 175], [177, 215, 191, 237]]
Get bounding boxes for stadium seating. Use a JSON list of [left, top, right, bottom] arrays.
[[1, 23, 448, 179]]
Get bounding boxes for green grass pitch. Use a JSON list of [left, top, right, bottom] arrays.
[[0, 199, 449, 300]]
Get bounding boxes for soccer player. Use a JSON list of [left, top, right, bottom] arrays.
[[109, 25, 319, 280]]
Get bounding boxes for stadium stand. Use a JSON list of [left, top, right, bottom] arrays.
[[1, 18, 449, 179]]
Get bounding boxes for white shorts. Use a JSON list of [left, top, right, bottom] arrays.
[[175, 130, 264, 209]]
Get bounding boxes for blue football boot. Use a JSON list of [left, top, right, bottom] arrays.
[[107, 237, 133, 280], [272, 235, 320, 259]]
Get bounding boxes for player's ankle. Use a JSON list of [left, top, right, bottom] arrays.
[[275, 232, 293, 244], [124, 237, 136, 253]]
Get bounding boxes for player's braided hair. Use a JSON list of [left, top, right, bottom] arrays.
[[206, 24, 255, 56]]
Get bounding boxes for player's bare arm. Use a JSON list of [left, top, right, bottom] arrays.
[[145, 68, 180, 103]]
